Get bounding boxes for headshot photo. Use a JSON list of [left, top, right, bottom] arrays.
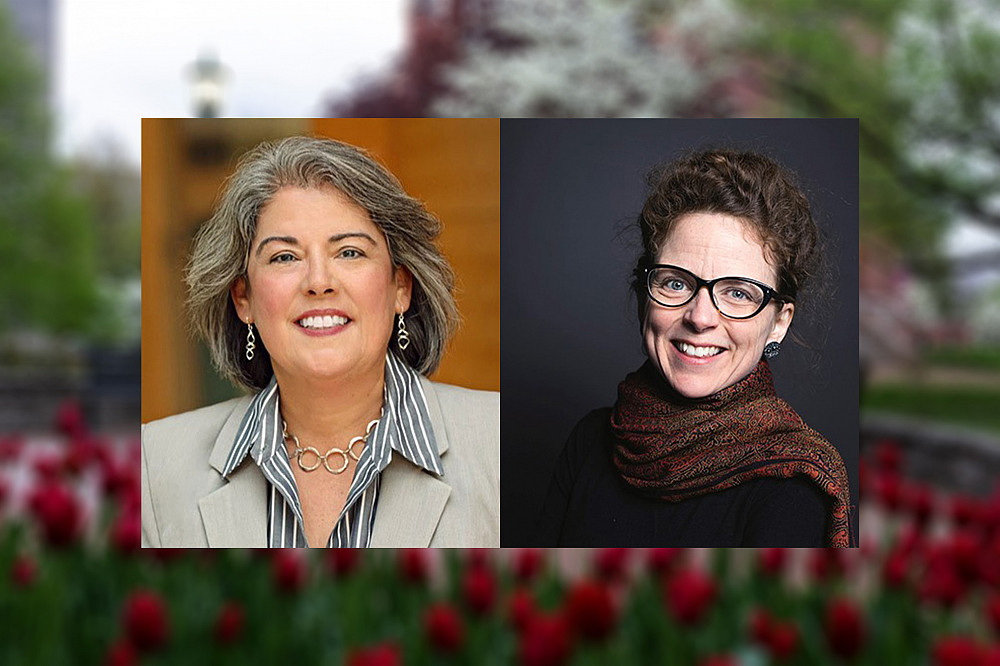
[[501, 119, 858, 547], [141, 118, 499, 547]]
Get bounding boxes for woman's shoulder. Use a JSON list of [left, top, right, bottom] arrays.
[[142, 396, 252, 453], [420, 377, 499, 416]]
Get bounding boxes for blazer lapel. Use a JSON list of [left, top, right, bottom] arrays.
[[370, 378, 452, 547], [199, 397, 268, 547]]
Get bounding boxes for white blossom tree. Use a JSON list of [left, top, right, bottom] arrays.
[[432, 0, 744, 117]]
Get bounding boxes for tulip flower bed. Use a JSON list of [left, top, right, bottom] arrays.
[[3, 408, 1000, 665]]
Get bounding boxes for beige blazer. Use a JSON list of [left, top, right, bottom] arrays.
[[141, 378, 499, 547]]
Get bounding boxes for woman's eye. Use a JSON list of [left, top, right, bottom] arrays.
[[339, 248, 364, 259], [269, 252, 297, 264], [665, 279, 687, 291]]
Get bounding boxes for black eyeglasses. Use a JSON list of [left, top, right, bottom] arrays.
[[640, 264, 788, 320]]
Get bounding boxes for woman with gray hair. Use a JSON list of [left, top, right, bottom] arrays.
[[141, 136, 499, 547]]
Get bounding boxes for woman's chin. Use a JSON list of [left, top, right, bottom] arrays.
[[659, 366, 722, 400]]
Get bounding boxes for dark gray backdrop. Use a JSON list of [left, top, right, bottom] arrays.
[[500, 118, 859, 546]]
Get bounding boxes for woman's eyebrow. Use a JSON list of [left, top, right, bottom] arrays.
[[330, 232, 376, 245], [255, 236, 298, 257]]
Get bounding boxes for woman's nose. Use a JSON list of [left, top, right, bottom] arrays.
[[304, 258, 338, 295], [683, 286, 719, 330]]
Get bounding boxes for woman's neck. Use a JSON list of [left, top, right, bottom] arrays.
[[274, 366, 386, 446]]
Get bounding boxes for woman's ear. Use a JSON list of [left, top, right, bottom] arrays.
[[395, 265, 413, 313], [231, 277, 251, 323], [768, 302, 795, 345]]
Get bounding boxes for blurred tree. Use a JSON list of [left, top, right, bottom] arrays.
[[736, 0, 944, 254], [0, 4, 104, 339], [432, 0, 741, 117], [888, 0, 1000, 233], [69, 138, 141, 281], [740, 0, 1000, 272]]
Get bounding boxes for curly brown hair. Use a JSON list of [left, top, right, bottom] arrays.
[[632, 148, 822, 313]]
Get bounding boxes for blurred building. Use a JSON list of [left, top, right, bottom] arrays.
[[2, 0, 55, 90]]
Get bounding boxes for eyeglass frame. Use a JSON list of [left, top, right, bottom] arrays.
[[638, 263, 791, 320]]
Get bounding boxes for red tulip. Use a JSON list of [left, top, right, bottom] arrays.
[[123, 590, 169, 652], [346, 643, 402, 666], [594, 548, 629, 581], [824, 598, 866, 660], [766, 621, 799, 661], [10, 554, 37, 588], [882, 548, 910, 589], [27, 481, 83, 547], [951, 495, 981, 528], [111, 511, 141, 554], [749, 609, 798, 662], [758, 548, 788, 577], [327, 548, 361, 576], [875, 472, 903, 512], [508, 588, 537, 634], [748, 608, 774, 644], [56, 398, 88, 438], [399, 548, 428, 583], [874, 438, 902, 473], [932, 636, 981, 666], [214, 602, 244, 644], [699, 656, 737, 666], [0, 435, 25, 463], [983, 646, 1000, 666], [647, 548, 683, 575], [514, 549, 544, 582], [33, 454, 64, 482], [519, 612, 573, 666], [665, 568, 716, 625], [424, 602, 464, 653], [466, 548, 491, 570], [809, 548, 847, 582], [272, 551, 306, 592], [463, 565, 497, 615], [564, 580, 616, 641], [919, 546, 967, 608], [948, 530, 982, 582], [105, 639, 137, 666], [904, 483, 935, 526], [987, 593, 1000, 638]]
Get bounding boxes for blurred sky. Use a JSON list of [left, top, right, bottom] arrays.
[[54, 0, 407, 166]]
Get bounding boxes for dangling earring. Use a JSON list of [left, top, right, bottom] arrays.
[[763, 341, 780, 359], [397, 312, 410, 351], [246, 320, 256, 361]]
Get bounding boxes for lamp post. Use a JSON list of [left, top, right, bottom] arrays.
[[188, 51, 227, 118]]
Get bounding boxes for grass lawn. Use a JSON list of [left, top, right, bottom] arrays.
[[924, 345, 1000, 372], [862, 383, 1000, 436]]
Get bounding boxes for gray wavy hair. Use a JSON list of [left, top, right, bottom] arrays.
[[185, 135, 459, 391]]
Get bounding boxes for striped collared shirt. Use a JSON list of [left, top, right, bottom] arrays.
[[220, 352, 444, 547]]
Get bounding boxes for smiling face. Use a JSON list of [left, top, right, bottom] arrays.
[[230, 185, 411, 388], [642, 212, 794, 399]]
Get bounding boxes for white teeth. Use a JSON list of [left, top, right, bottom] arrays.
[[299, 315, 348, 329], [677, 342, 723, 358]]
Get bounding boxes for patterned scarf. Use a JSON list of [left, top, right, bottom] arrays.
[[610, 359, 854, 547]]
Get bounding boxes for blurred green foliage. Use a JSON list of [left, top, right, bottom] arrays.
[[862, 383, 1000, 434], [0, 4, 111, 340], [924, 345, 1000, 371]]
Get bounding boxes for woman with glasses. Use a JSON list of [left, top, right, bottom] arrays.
[[537, 149, 853, 547]]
